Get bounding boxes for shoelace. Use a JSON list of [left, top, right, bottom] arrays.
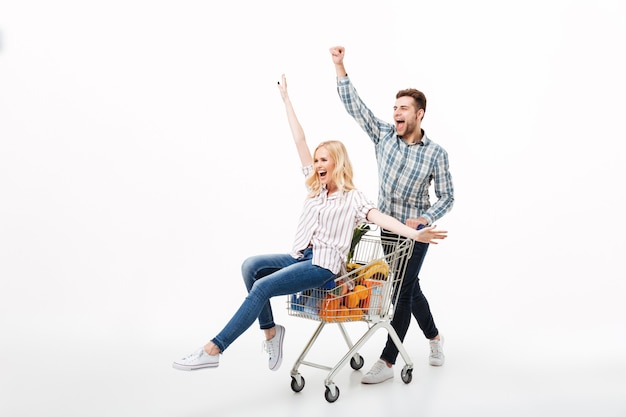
[[430, 341, 442, 356], [183, 349, 204, 362], [367, 360, 387, 375], [262, 340, 275, 358]]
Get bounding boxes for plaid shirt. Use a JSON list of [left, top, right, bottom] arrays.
[[337, 76, 454, 225]]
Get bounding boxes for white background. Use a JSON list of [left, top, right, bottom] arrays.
[[1, 1, 625, 416]]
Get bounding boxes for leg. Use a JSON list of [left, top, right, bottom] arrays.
[[380, 239, 430, 365], [411, 271, 439, 340], [174, 251, 334, 371], [362, 233, 431, 383], [211, 251, 334, 353], [410, 272, 444, 366], [241, 253, 298, 331], [207, 251, 296, 354]]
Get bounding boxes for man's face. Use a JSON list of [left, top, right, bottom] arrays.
[[393, 96, 423, 137]]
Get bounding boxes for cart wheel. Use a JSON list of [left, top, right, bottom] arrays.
[[401, 366, 413, 384], [324, 385, 340, 403], [350, 354, 364, 370], [290, 375, 305, 392]]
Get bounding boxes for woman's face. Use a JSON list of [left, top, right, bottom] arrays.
[[314, 146, 336, 187]]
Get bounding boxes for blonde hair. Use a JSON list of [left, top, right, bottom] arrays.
[[305, 140, 356, 197]]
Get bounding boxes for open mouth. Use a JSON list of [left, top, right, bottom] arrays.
[[318, 170, 327, 178]]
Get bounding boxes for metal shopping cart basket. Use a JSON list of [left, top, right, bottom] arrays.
[[287, 228, 415, 402]]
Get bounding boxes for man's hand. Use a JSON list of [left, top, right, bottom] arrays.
[[329, 46, 345, 65], [406, 217, 429, 230]]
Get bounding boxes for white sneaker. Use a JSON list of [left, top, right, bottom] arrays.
[[172, 348, 219, 371], [429, 336, 445, 366], [361, 359, 394, 384], [262, 324, 285, 371]]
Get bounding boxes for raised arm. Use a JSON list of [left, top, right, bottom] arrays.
[[277, 74, 313, 167], [329, 46, 347, 77], [367, 208, 448, 244]]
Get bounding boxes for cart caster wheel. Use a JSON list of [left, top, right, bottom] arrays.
[[324, 385, 340, 403], [401, 366, 413, 384], [350, 354, 364, 370], [290, 375, 305, 392]]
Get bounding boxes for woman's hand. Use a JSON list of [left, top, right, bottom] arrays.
[[367, 209, 448, 244], [415, 225, 448, 244], [277, 74, 289, 101], [277, 73, 312, 167]]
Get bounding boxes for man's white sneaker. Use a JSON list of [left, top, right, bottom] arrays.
[[429, 336, 445, 366], [172, 348, 219, 371], [361, 359, 394, 384], [263, 324, 285, 371]]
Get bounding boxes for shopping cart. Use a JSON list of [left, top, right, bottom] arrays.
[[287, 228, 415, 402]]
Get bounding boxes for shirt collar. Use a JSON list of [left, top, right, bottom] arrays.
[[321, 184, 343, 199], [397, 131, 429, 147], [397, 129, 429, 147]]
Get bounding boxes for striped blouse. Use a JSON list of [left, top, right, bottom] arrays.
[[290, 165, 375, 275]]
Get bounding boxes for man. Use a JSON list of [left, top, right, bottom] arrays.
[[329, 46, 454, 384]]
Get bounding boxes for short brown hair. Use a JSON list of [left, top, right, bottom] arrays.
[[396, 88, 427, 114]]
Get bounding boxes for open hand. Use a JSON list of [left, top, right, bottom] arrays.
[[415, 225, 448, 244]]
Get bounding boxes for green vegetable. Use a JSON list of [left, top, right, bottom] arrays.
[[347, 224, 370, 263]]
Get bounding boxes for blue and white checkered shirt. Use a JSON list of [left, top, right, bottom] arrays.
[[337, 76, 454, 225]]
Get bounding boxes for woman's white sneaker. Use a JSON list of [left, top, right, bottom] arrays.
[[263, 324, 285, 371], [173, 348, 219, 371]]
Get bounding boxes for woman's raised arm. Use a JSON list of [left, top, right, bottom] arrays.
[[277, 74, 313, 167]]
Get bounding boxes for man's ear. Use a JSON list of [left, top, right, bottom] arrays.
[[417, 108, 425, 121]]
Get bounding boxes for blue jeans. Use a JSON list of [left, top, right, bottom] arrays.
[[380, 230, 438, 365], [211, 248, 335, 353]]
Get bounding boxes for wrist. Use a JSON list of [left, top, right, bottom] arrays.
[[335, 65, 347, 78]]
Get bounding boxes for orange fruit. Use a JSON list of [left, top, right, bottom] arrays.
[[353, 284, 369, 300], [347, 308, 363, 320], [320, 294, 340, 321], [362, 280, 382, 310], [335, 306, 349, 322], [345, 291, 360, 308]]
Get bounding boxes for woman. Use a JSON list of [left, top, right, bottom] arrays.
[[172, 75, 447, 372]]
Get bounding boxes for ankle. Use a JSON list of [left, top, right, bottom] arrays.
[[264, 328, 276, 341], [204, 342, 221, 356]]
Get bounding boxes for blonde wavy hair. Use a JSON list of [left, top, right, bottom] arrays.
[[305, 140, 356, 197]]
